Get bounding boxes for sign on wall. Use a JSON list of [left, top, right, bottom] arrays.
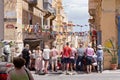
[[6, 24, 15, 29]]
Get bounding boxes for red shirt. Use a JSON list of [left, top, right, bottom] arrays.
[[63, 46, 71, 58]]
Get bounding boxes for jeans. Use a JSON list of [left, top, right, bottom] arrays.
[[76, 56, 83, 71], [97, 61, 103, 72]]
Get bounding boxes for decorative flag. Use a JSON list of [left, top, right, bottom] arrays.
[[77, 24, 80, 26]]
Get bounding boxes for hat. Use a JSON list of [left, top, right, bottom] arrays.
[[88, 44, 91, 47], [97, 45, 103, 49]]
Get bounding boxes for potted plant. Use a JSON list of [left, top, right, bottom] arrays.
[[104, 39, 118, 70]]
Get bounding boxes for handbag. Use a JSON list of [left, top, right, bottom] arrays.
[[92, 57, 95, 63]]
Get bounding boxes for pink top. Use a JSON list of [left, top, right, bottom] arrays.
[[51, 48, 58, 57], [85, 48, 94, 57], [70, 47, 77, 59]]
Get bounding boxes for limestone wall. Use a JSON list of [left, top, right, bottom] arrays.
[[101, 0, 117, 69]]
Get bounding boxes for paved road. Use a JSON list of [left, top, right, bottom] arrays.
[[32, 70, 120, 80]]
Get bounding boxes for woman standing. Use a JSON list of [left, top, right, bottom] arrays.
[[85, 44, 94, 73], [50, 46, 59, 72], [96, 45, 103, 73], [42, 45, 51, 74], [34, 46, 43, 74]]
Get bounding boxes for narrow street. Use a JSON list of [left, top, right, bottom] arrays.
[[32, 70, 120, 80], [1, 0, 120, 80]]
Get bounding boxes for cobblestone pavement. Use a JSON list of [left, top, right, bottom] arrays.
[[32, 70, 120, 80]]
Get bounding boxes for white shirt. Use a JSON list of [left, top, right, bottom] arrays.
[[43, 49, 51, 59]]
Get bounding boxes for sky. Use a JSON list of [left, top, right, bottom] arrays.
[[62, 0, 89, 32]]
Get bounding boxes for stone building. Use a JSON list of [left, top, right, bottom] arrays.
[[89, 0, 120, 69], [4, 0, 56, 51], [43, 0, 56, 48], [4, 0, 44, 51], [52, 0, 68, 51]]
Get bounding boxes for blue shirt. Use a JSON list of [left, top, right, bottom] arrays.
[[96, 49, 103, 61]]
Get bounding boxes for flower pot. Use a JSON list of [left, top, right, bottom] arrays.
[[111, 64, 117, 70]]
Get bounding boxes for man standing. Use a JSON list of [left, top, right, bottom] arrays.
[[76, 43, 85, 71], [22, 44, 31, 68], [63, 42, 71, 74]]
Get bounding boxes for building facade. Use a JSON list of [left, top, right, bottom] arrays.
[[2, 0, 69, 56], [52, 0, 68, 51], [88, 0, 120, 69], [4, 0, 56, 52], [43, 0, 56, 48], [4, 0, 44, 51]]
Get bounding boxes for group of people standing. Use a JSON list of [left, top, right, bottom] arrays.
[[21, 44, 59, 74], [7, 42, 103, 79], [61, 42, 103, 74], [21, 42, 103, 74], [4, 40, 104, 80]]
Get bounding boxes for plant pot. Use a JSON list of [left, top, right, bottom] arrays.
[[111, 64, 117, 70]]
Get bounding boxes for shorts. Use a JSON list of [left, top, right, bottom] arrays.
[[63, 58, 70, 63], [51, 57, 57, 66], [86, 56, 93, 65], [69, 58, 75, 64], [43, 58, 49, 61]]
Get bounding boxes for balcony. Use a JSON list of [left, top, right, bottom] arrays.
[[43, 1, 53, 12], [89, 9, 96, 16], [89, 0, 97, 9], [27, 0, 37, 5], [89, 18, 95, 24], [89, 0, 97, 16], [49, 8, 56, 20], [43, 1, 55, 18]]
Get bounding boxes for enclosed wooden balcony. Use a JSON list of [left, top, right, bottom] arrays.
[[43, 0, 56, 18], [27, 0, 37, 5], [89, 0, 97, 16], [89, 18, 95, 24]]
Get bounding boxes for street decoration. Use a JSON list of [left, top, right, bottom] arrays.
[[22, 24, 89, 37]]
